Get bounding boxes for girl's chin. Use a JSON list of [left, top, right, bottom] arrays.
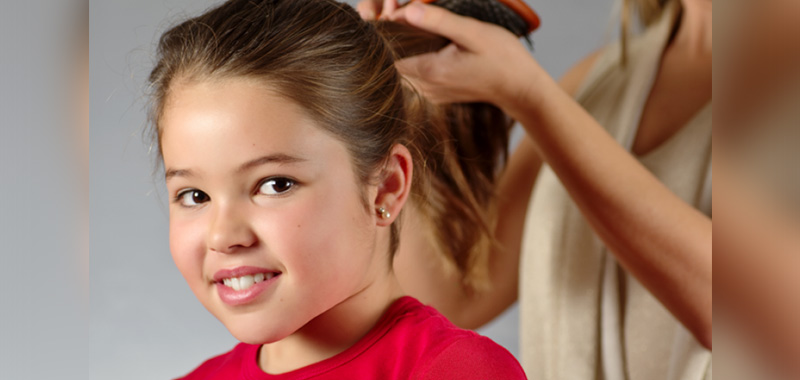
[[227, 323, 295, 345]]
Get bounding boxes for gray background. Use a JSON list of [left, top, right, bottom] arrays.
[[90, 0, 616, 378], [0, 1, 87, 379]]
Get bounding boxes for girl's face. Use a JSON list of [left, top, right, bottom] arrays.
[[160, 77, 388, 344]]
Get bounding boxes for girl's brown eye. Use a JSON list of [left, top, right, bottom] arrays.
[[258, 178, 295, 195], [177, 190, 210, 206]]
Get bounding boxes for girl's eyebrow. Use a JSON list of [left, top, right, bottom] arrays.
[[165, 153, 307, 182], [165, 168, 194, 181], [236, 153, 307, 173]]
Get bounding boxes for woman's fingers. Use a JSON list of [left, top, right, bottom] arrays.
[[357, 0, 400, 19], [381, 0, 399, 17], [356, 0, 379, 19], [388, 2, 486, 51], [397, 43, 510, 105], [396, 53, 444, 102]]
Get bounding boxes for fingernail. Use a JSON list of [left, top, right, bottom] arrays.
[[362, 10, 376, 20], [406, 3, 425, 23]]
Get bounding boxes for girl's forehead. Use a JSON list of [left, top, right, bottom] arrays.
[[162, 79, 316, 144], [159, 78, 352, 178]]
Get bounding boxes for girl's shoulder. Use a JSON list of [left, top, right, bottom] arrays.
[[173, 343, 255, 380], [415, 335, 527, 380], [385, 297, 527, 379]]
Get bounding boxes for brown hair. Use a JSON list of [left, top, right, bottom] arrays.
[[148, 0, 511, 289]]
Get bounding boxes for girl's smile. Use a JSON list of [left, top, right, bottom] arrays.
[[212, 266, 282, 306]]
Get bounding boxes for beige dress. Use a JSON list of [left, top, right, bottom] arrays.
[[518, 2, 712, 379]]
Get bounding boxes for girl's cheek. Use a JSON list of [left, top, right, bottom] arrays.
[[263, 196, 336, 269], [169, 219, 206, 278]]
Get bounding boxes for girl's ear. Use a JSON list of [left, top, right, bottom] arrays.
[[374, 144, 413, 226]]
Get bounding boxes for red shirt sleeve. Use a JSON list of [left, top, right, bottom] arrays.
[[418, 336, 528, 380]]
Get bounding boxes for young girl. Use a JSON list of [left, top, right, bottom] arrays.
[[147, 0, 525, 378]]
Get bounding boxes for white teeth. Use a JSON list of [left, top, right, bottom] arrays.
[[220, 273, 275, 291], [239, 275, 254, 289]]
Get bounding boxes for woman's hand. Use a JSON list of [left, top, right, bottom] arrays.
[[356, 0, 399, 20], [388, 2, 546, 106]]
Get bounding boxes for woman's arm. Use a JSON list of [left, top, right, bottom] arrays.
[[509, 60, 712, 349], [711, 0, 800, 373], [714, 159, 800, 375], [391, 3, 712, 348]]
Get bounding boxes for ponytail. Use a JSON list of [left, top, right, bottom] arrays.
[[375, 21, 514, 290]]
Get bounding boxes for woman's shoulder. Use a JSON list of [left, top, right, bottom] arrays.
[[563, 14, 676, 101], [559, 48, 606, 97], [561, 40, 633, 101]]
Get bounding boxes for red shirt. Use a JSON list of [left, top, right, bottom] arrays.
[[176, 296, 526, 379]]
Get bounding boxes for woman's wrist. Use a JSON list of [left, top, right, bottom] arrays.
[[496, 57, 555, 124]]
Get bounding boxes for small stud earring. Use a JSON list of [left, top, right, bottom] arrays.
[[378, 207, 391, 219]]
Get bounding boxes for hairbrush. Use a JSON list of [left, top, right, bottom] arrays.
[[373, 0, 538, 60], [414, 0, 540, 36]]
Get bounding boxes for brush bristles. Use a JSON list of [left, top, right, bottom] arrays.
[[434, 0, 530, 37]]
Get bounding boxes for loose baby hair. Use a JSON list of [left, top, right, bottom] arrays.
[[148, 0, 512, 290]]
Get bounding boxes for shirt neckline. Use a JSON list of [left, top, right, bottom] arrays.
[[242, 296, 418, 380]]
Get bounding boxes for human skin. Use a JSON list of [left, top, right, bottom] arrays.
[[714, 161, 800, 377], [160, 77, 411, 374], [356, 0, 398, 19], [713, 0, 800, 375], [381, 0, 713, 349]]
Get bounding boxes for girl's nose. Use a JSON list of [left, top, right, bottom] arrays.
[[207, 203, 257, 254]]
